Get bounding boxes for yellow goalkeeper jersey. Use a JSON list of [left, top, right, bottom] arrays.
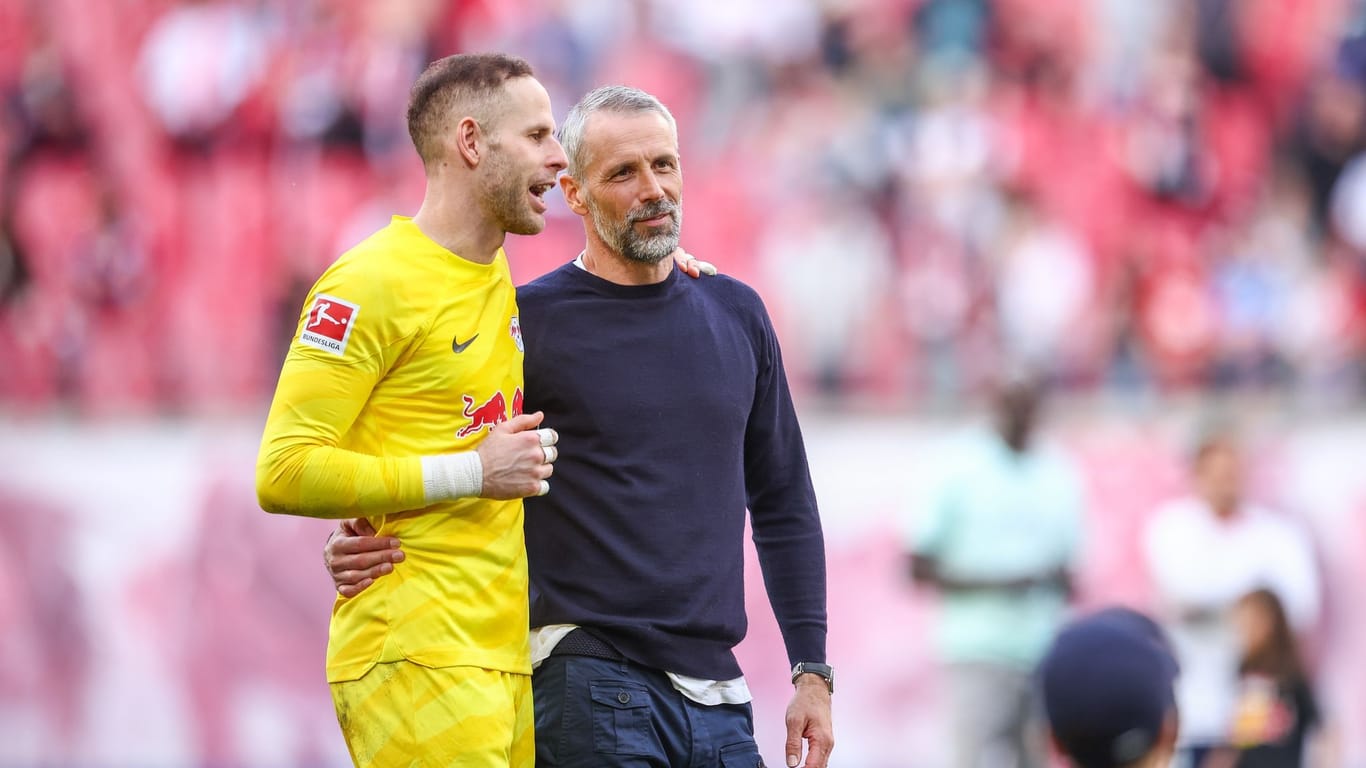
[[256, 215, 530, 682]]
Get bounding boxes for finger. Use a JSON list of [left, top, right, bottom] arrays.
[[356, 562, 395, 581], [695, 259, 717, 276], [499, 411, 545, 433], [352, 517, 377, 536], [671, 248, 699, 276], [536, 427, 558, 447], [332, 549, 404, 572], [803, 738, 833, 768], [338, 578, 373, 598], [785, 730, 803, 768], [336, 561, 394, 585], [542, 445, 558, 464], [332, 536, 402, 555], [536, 480, 550, 496]]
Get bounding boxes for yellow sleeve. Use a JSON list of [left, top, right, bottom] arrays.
[[255, 265, 427, 518]]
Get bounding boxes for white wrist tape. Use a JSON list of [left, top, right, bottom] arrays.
[[421, 452, 484, 502]]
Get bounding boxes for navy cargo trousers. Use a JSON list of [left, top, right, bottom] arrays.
[[534, 653, 766, 768]]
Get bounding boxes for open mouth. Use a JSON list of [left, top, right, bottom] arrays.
[[528, 181, 554, 212]]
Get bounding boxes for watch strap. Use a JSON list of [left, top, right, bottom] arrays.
[[791, 661, 834, 693]]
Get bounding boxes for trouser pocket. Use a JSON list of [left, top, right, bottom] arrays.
[[590, 680, 658, 756], [720, 741, 766, 767]]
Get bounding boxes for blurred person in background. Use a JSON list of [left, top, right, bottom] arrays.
[[348, 1, 444, 165], [1120, 21, 1215, 212], [4, 5, 91, 163], [1217, 588, 1327, 768], [1144, 427, 1321, 768], [992, 189, 1098, 385], [760, 187, 892, 396], [1206, 161, 1315, 394], [255, 53, 570, 768], [1, 4, 97, 399], [326, 85, 834, 768], [0, 491, 90, 764], [1291, 49, 1366, 236], [908, 373, 1084, 768], [135, 0, 272, 150], [1038, 606, 1181, 768]]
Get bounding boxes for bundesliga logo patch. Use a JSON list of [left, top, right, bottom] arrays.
[[299, 294, 359, 356], [510, 315, 523, 352]]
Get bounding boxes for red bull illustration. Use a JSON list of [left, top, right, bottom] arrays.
[[457, 392, 506, 438], [456, 388, 524, 438]]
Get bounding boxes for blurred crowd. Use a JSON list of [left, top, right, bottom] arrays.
[[905, 377, 1332, 767], [2, 0, 1366, 414]]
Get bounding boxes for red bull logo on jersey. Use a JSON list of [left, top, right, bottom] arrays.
[[299, 294, 359, 356], [457, 387, 525, 438]]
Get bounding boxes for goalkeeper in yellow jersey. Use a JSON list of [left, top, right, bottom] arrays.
[[255, 53, 567, 768]]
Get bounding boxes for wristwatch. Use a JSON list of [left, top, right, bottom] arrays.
[[790, 662, 835, 694]]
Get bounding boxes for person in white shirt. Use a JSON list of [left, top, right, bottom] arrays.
[[1143, 427, 1321, 768]]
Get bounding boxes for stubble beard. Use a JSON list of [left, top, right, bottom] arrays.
[[587, 197, 682, 264], [481, 146, 543, 236]]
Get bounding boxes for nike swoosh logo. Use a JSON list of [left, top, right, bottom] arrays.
[[452, 333, 479, 354]]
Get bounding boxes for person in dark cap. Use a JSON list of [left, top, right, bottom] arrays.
[[1038, 607, 1181, 768]]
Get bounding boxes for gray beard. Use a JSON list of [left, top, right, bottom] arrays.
[[588, 198, 682, 264]]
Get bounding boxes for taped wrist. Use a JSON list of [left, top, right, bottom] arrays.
[[421, 452, 483, 502]]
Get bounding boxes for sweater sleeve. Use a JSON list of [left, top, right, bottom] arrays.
[[744, 304, 828, 667]]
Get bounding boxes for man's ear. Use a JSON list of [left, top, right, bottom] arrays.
[[560, 174, 590, 216], [453, 117, 482, 168], [1046, 730, 1070, 765], [1156, 710, 1179, 755]]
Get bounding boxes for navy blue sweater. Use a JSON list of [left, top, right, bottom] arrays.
[[518, 262, 827, 680]]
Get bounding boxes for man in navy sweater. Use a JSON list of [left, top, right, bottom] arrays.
[[324, 85, 833, 768]]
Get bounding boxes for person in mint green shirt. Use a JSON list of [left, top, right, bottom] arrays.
[[909, 375, 1084, 768]]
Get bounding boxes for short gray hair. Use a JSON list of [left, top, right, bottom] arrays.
[[559, 85, 678, 177]]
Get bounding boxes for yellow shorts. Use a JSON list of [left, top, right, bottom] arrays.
[[330, 661, 533, 768]]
